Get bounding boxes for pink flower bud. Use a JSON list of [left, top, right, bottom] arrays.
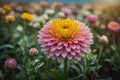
[[99, 35, 109, 46], [86, 15, 98, 23], [4, 58, 17, 70], [29, 48, 38, 56], [108, 21, 120, 32]]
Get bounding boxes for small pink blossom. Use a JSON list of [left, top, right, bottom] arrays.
[[86, 15, 98, 23]]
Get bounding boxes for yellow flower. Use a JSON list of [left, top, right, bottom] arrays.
[[21, 12, 33, 22], [51, 19, 80, 40], [3, 5, 12, 13], [5, 15, 15, 23], [0, 8, 5, 14]]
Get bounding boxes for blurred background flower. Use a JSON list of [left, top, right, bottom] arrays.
[[4, 58, 17, 70], [5, 15, 15, 23], [21, 12, 33, 22]]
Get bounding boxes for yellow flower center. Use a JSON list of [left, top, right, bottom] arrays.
[[51, 19, 80, 40]]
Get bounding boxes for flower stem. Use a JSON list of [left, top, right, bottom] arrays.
[[95, 45, 103, 79], [45, 58, 51, 71], [64, 58, 68, 80], [112, 33, 116, 45]]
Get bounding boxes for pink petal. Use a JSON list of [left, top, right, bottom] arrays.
[[67, 54, 72, 60], [50, 46, 57, 52], [61, 51, 68, 57], [70, 44, 76, 49], [55, 50, 62, 56], [47, 41, 57, 46], [57, 45, 63, 49], [70, 50, 76, 56], [65, 45, 71, 52]]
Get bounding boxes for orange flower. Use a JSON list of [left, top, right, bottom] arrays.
[[3, 5, 12, 13], [21, 12, 33, 22], [5, 15, 15, 23]]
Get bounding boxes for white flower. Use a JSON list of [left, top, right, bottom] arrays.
[[80, 9, 91, 16], [33, 22, 40, 28], [38, 14, 49, 24], [41, 14, 49, 20], [58, 12, 65, 17], [45, 9, 55, 15], [35, 59, 39, 63], [16, 25, 23, 32], [38, 17, 46, 24]]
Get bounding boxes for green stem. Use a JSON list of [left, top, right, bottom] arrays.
[[23, 20, 26, 36], [64, 58, 68, 80], [45, 58, 51, 71], [112, 33, 116, 45], [95, 45, 103, 79], [84, 55, 87, 74]]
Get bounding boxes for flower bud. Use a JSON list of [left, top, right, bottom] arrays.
[[4, 58, 17, 70], [99, 35, 109, 46], [29, 48, 38, 56]]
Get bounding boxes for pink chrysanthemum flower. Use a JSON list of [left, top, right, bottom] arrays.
[[38, 19, 93, 62], [108, 21, 120, 32]]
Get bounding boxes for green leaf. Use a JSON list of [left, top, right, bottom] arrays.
[[28, 76, 35, 80], [71, 64, 80, 73], [0, 44, 14, 50], [49, 69, 63, 80], [78, 63, 84, 73], [104, 59, 114, 65]]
